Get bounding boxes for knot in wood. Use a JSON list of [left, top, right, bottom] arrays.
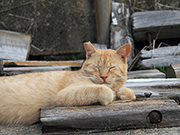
[[147, 110, 162, 124]]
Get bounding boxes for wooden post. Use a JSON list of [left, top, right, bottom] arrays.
[[94, 0, 111, 46], [111, 1, 134, 61]]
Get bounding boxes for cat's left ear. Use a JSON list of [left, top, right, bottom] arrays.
[[116, 44, 131, 63], [84, 42, 97, 59]]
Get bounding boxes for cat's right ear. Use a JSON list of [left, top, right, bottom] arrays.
[[84, 42, 97, 59]]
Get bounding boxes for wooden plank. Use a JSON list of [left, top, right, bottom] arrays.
[[111, 1, 134, 61], [41, 98, 180, 134], [3, 60, 83, 67], [167, 64, 180, 78], [125, 78, 180, 88], [132, 10, 180, 41], [3, 66, 71, 75], [127, 69, 165, 79], [140, 46, 180, 59], [125, 79, 180, 98], [139, 55, 180, 69], [0, 30, 31, 61]]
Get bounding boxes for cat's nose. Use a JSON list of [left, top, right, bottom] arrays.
[[101, 75, 107, 81]]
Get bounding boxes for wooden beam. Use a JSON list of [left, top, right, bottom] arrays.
[[167, 64, 180, 78], [41, 98, 180, 134], [0, 30, 31, 61]]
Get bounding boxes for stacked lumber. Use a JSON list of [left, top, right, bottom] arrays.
[[139, 45, 180, 69], [132, 10, 180, 41], [167, 64, 180, 78]]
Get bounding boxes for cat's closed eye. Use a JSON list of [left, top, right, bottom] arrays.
[[109, 66, 116, 71]]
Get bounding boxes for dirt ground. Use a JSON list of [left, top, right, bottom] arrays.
[[0, 124, 180, 135]]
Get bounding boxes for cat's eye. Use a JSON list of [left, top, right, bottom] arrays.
[[109, 66, 116, 71]]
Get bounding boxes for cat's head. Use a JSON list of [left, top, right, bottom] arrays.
[[81, 42, 130, 87]]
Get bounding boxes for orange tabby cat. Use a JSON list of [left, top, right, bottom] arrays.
[[0, 42, 135, 125]]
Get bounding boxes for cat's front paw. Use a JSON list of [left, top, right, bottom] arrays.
[[117, 87, 136, 100], [98, 85, 115, 105]]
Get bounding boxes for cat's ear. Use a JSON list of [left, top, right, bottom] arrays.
[[84, 42, 97, 59], [116, 44, 131, 63]]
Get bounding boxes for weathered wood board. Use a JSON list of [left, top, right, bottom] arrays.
[[41, 98, 180, 134], [139, 46, 180, 69], [139, 55, 180, 69], [0, 30, 31, 61], [3, 60, 83, 67], [41, 78, 180, 134], [141, 46, 180, 59], [127, 69, 165, 79], [3, 66, 71, 75], [167, 64, 180, 78], [132, 10, 180, 41], [125, 78, 180, 98], [111, 1, 134, 61]]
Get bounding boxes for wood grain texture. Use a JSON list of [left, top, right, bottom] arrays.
[[133, 10, 180, 41], [0, 30, 31, 61], [41, 98, 180, 133], [167, 64, 180, 78], [111, 1, 134, 61], [3, 60, 83, 67], [127, 69, 165, 79], [139, 56, 180, 69]]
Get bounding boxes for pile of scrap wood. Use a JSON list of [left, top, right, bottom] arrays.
[[132, 10, 180, 72]]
